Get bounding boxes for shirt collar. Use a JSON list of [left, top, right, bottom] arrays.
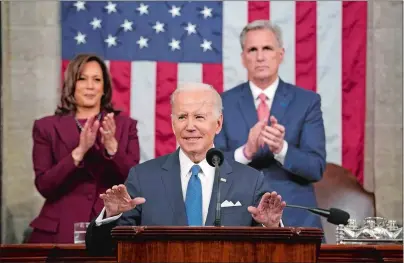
[[249, 77, 279, 101], [179, 147, 214, 178]]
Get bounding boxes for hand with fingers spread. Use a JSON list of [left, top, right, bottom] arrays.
[[260, 116, 286, 154], [100, 184, 146, 218], [244, 119, 268, 159], [72, 116, 100, 166], [247, 191, 286, 227], [100, 113, 118, 156]]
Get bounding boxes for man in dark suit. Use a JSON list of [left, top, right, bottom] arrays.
[[85, 82, 286, 255], [214, 20, 326, 229]]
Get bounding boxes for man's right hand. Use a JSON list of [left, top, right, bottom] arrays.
[[99, 184, 146, 218], [244, 119, 267, 159]]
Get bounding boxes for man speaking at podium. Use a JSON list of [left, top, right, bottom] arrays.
[[85, 82, 286, 255]]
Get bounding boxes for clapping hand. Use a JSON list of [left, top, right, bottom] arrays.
[[100, 184, 146, 218], [72, 116, 100, 166], [100, 113, 118, 155], [247, 191, 286, 227], [260, 116, 286, 154], [244, 119, 267, 159]]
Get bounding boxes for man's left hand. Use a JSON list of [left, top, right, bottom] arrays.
[[260, 116, 285, 154], [248, 191, 286, 227]]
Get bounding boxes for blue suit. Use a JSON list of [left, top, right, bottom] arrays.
[[86, 149, 273, 255], [214, 79, 326, 229]]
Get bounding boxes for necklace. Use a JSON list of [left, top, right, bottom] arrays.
[[74, 113, 102, 131]]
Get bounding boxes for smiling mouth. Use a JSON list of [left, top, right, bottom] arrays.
[[84, 94, 96, 99], [184, 137, 202, 142]]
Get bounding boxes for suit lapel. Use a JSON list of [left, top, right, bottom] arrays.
[[160, 149, 188, 225], [238, 82, 258, 131], [205, 160, 233, 226], [269, 79, 293, 124], [54, 115, 80, 152]]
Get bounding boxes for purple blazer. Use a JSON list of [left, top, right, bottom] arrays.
[[27, 112, 140, 243]]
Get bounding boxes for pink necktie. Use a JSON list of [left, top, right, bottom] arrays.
[[257, 93, 269, 121]]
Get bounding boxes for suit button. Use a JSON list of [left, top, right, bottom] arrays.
[[87, 194, 93, 200]]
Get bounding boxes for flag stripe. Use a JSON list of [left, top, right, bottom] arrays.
[[248, 1, 270, 22], [222, 1, 247, 91], [109, 61, 131, 115], [155, 62, 177, 158], [178, 63, 202, 83], [295, 2, 317, 92], [317, 1, 342, 165], [270, 1, 296, 84], [130, 61, 156, 163], [203, 63, 224, 93], [61, 60, 70, 88], [342, 1, 367, 184]]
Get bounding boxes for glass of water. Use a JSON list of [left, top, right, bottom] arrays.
[[74, 222, 90, 244]]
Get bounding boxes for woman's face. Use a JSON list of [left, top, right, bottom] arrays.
[[74, 61, 104, 111]]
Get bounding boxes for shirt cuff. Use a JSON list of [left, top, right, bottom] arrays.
[[274, 140, 288, 165], [234, 145, 252, 164], [262, 219, 284, 227], [95, 207, 123, 226]]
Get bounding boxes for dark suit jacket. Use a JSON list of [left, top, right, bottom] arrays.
[[27, 112, 140, 243], [85, 149, 271, 255], [214, 80, 326, 229]]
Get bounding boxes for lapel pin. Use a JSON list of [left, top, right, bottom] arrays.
[[220, 178, 226, 182]]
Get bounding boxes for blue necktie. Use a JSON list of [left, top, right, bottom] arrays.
[[185, 165, 202, 226]]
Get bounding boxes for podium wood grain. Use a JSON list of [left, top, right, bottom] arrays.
[[112, 226, 323, 263]]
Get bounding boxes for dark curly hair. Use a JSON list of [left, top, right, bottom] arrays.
[[55, 53, 120, 116]]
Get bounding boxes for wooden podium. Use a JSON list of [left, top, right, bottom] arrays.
[[111, 226, 323, 263]]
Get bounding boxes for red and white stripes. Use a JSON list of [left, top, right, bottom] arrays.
[[61, 1, 367, 183]]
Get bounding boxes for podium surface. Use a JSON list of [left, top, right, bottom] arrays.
[[111, 226, 323, 262]]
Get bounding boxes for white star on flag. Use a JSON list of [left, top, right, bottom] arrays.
[[200, 6, 213, 19], [73, 1, 86, 12], [90, 18, 102, 30], [184, 23, 197, 35], [137, 3, 149, 15], [200, 39, 212, 52], [169, 38, 180, 51], [74, 32, 86, 44], [153, 21, 165, 33], [121, 19, 133, 32], [137, 36, 148, 49], [169, 5, 181, 17], [104, 1, 117, 14], [104, 34, 117, 47]]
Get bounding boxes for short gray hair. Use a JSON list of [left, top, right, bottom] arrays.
[[170, 82, 223, 118], [239, 20, 283, 50]]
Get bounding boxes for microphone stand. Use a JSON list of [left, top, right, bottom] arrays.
[[213, 156, 221, 227]]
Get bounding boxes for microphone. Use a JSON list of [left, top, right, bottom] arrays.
[[206, 148, 225, 227], [286, 204, 350, 225], [206, 148, 224, 167]]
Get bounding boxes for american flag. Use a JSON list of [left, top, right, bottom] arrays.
[[61, 1, 367, 184]]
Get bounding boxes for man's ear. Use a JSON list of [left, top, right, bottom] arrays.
[[216, 114, 223, 134]]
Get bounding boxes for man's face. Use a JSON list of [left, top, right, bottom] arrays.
[[241, 29, 284, 83], [171, 89, 223, 162]]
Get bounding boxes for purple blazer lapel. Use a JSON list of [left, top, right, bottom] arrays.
[[54, 115, 80, 152]]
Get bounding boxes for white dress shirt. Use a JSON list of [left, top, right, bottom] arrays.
[[234, 77, 288, 165], [179, 148, 215, 226]]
